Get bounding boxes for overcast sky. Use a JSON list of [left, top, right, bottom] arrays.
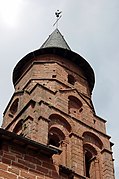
[[0, 0, 118, 177]]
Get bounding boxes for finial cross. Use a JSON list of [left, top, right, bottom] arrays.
[[53, 10, 62, 29]]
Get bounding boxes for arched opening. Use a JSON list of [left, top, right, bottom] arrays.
[[49, 114, 71, 133], [49, 114, 71, 165], [83, 132, 103, 150], [48, 127, 65, 147], [68, 74, 75, 85], [48, 133, 60, 147], [13, 119, 23, 135], [83, 132, 103, 179], [68, 96, 83, 114], [85, 150, 93, 178], [84, 144, 97, 178], [9, 98, 19, 115]]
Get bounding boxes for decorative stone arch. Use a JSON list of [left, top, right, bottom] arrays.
[[83, 143, 98, 178], [13, 119, 23, 135], [68, 95, 83, 115], [83, 131, 103, 150], [84, 143, 97, 156], [48, 126, 65, 147], [83, 132, 103, 178], [13, 116, 33, 138], [49, 123, 67, 137], [9, 98, 19, 115], [48, 114, 71, 166], [48, 113, 72, 149], [49, 114, 72, 133]]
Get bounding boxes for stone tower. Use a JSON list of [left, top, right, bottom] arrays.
[[1, 29, 115, 179]]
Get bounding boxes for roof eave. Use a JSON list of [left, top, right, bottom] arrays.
[[13, 47, 95, 92]]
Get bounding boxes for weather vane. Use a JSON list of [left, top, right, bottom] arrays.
[[53, 10, 62, 29]]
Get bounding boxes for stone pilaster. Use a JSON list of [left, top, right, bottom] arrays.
[[69, 133, 84, 176], [101, 149, 115, 179]]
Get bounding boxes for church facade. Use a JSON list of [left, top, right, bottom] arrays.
[[0, 29, 115, 179]]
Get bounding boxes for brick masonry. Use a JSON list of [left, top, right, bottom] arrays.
[[1, 53, 115, 179], [0, 141, 69, 179]]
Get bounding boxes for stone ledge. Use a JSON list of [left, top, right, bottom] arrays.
[[0, 128, 62, 157]]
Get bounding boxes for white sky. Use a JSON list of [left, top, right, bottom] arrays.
[[0, 0, 118, 177]]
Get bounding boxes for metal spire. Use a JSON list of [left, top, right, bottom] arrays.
[[53, 10, 62, 29]]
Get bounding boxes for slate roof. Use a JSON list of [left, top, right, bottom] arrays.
[[41, 28, 71, 50]]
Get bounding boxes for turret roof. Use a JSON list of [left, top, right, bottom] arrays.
[[41, 28, 71, 50], [13, 29, 95, 92]]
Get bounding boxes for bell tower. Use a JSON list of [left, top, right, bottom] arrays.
[[2, 29, 115, 179]]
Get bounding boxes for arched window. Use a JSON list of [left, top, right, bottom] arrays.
[[83, 132, 103, 178], [10, 98, 19, 115], [84, 144, 97, 178], [49, 114, 71, 166], [85, 150, 92, 178], [49, 114, 71, 133], [48, 133, 60, 147], [68, 96, 83, 114], [68, 74, 75, 85], [13, 119, 23, 135], [83, 132, 103, 150], [48, 114, 71, 148], [48, 127, 65, 147]]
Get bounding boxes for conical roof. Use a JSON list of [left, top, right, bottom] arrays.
[[41, 28, 71, 50], [13, 29, 95, 92]]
